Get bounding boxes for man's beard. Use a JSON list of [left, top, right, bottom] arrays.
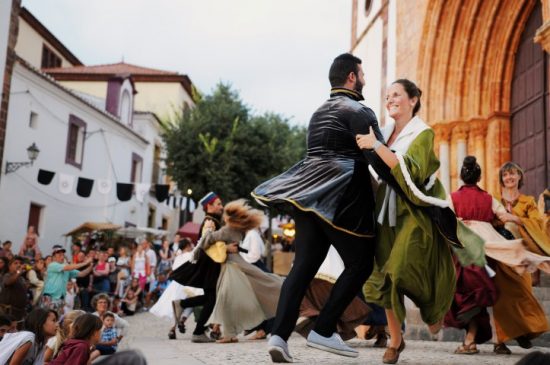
[[354, 78, 364, 94]]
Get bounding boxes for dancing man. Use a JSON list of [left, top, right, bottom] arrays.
[[253, 53, 383, 362]]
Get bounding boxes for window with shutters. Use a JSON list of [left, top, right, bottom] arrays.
[[41, 44, 62, 68], [130, 153, 143, 183], [65, 115, 86, 169]]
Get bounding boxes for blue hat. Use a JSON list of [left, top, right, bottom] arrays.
[[199, 192, 219, 209]]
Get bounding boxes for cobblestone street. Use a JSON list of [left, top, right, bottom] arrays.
[[118, 312, 538, 365]]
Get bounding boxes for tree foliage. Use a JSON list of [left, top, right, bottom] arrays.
[[163, 83, 306, 202]]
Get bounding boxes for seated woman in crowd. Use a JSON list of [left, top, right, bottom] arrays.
[[91, 293, 129, 340], [0, 308, 58, 365]]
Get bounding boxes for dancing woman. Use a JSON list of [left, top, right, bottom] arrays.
[[356, 79, 465, 364], [197, 199, 283, 343]]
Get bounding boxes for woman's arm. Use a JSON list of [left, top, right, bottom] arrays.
[[8, 342, 32, 365], [356, 127, 398, 168]]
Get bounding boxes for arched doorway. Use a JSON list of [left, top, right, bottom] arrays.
[[511, 2, 549, 197]]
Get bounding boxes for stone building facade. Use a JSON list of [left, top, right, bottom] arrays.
[[352, 0, 550, 197]]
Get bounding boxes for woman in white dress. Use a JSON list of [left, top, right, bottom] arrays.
[[150, 239, 203, 339]]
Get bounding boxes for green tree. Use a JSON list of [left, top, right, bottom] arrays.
[[163, 83, 306, 202]]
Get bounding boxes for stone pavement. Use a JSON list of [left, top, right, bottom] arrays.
[[117, 312, 545, 365]]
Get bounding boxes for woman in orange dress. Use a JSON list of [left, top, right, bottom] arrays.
[[493, 162, 550, 353]]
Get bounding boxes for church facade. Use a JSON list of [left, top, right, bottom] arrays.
[[352, 0, 550, 197]]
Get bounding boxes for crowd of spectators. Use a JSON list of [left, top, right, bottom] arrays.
[[0, 226, 183, 364]]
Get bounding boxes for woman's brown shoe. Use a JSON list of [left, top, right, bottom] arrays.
[[428, 320, 443, 335], [493, 343, 512, 355], [382, 338, 406, 364]]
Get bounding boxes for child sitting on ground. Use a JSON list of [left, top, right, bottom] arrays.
[[49, 313, 102, 365], [121, 288, 138, 316], [94, 312, 118, 355]]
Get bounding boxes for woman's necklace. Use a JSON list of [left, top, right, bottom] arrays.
[[501, 189, 520, 212]]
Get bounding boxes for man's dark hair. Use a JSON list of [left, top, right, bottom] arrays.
[[0, 314, 12, 327], [329, 53, 362, 87]]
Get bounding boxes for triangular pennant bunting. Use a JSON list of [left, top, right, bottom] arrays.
[[37, 169, 55, 185], [58, 173, 75, 194], [76, 177, 94, 198]]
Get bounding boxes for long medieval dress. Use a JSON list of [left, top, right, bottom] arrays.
[[201, 226, 283, 338], [495, 194, 550, 342], [363, 116, 476, 325], [444, 185, 499, 344]]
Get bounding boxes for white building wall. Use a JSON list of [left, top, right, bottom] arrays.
[[0, 63, 178, 252], [352, 0, 397, 128]]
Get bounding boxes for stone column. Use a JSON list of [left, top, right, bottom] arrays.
[[485, 113, 511, 196], [434, 123, 453, 194], [451, 123, 470, 190], [469, 120, 489, 189], [535, 0, 550, 52]]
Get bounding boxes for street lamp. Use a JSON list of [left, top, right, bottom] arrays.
[[183, 188, 193, 224], [5, 143, 40, 174]]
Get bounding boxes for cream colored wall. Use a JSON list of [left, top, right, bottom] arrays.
[[58, 80, 108, 99], [134, 82, 193, 122], [15, 18, 75, 69], [59, 80, 193, 123]]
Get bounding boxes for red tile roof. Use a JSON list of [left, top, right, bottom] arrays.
[[42, 62, 178, 76], [43, 62, 195, 97]]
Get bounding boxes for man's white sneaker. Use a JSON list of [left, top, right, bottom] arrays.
[[306, 330, 358, 358], [267, 335, 294, 363]]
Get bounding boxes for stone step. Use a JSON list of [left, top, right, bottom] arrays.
[[404, 303, 550, 346]]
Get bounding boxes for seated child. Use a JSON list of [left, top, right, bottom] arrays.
[[121, 288, 138, 316], [95, 312, 118, 355]]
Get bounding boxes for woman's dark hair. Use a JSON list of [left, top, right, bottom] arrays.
[[460, 156, 481, 184], [329, 53, 362, 87], [24, 308, 58, 348], [393, 79, 422, 116], [71, 313, 103, 340], [499, 161, 524, 189]]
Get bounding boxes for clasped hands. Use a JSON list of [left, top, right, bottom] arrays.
[[355, 126, 377, 150]]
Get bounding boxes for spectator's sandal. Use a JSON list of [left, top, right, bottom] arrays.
[[454, 342, 479, 354]]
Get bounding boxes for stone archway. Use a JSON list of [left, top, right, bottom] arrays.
[[416, 0, 540, 195]]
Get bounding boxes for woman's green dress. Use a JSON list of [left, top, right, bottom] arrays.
[[363, 129, 456, 325]]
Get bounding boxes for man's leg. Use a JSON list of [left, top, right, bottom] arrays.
[[192, 288, 216, 336], [312, 226, 374, 337], [271, 210, 331, 341]]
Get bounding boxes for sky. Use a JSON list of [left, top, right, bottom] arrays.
[[22, 0, 353, 125]]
